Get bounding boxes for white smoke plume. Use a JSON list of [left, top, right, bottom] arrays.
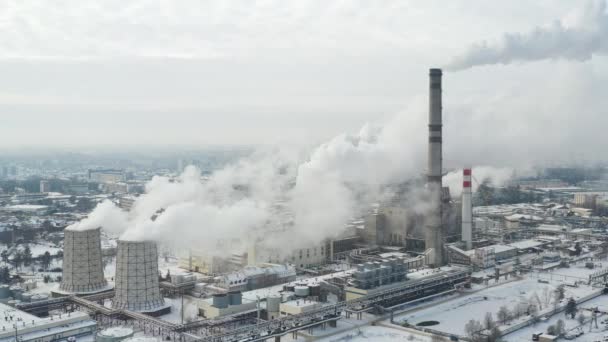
[[443, 166, 515, 198], [446, 0, 608, 71], [66, 200, 128, 233], [70, 105, 430, 256]]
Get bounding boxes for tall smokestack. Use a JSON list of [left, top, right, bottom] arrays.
[[462, 168, 473, 250], [426, 68, 444, 266]]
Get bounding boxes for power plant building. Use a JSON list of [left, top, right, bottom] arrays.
[[112, 240, 168, 315], [58, 227, 111, 295]]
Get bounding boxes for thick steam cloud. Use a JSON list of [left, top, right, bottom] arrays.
[[70, 108, 430, 256], [443, 166, 515, 198], [66, 200, 128, 233], [447, 0, 608, 70]]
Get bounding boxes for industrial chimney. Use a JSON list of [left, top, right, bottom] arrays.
[[112, 240, 167, 314], [425, 68, 444, 266], [60, 227, 109, 294], [462, 168, 473, 250]]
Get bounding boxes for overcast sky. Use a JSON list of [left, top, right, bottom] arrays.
[[0, 0, 606, 164]]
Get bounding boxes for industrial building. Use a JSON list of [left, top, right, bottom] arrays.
[[199, 291, 257, 318], [88, 169, 126, 183], [0, 303, 96, 342], [217, 264, 296, 292], [112, 240, 169, 315], [56, 226, 111, 296]]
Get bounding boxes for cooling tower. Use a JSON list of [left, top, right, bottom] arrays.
[[425, 68, 445, 266], [462, 168, 473, 250], [112, 240, 166, 313], [60, 227, 109, 294]]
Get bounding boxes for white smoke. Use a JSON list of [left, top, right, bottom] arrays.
[[443, 166, 515, 198], [69, 105, 430, 256], [66, 200, 128, 233], [446, 0, 608, 71]]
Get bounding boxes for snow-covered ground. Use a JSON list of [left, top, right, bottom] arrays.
[[395, 273, 597, 336], [315, 325, 433, 342], [505, 294, 608, 341]]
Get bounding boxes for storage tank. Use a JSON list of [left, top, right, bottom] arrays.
[[0, 285, 10, 299], [309, 284, 321, 297], [60, 227, 108, 293], [212, 293, 229, 309], [281, 292, 294, 302], [9, 285, 23, 300], [7, 299, 21, 307], [294, 286, 309, 297], [122, 337, 160, 342], [194, 283, 206, 293], [30, 294, 48, 302], [112, 240, 165, 312], [97, 326, 135, 342], [228, 291, 242, 306], [171, 274, 185, 285], [21, 293, 33, 303], [267, 296, 281, 312]]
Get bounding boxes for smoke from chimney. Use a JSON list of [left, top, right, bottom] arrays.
[[446, 0, 608, 71]]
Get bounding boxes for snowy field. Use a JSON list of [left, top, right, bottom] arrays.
[[504, 293, 608, 341], [396, 274, 597, 336], [315, 325, 432, 342]]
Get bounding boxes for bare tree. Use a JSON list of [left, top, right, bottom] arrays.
[[464, 319, 485, 342], [497, 306, 511, 325], [529, 303, 539, 322], [488, 326, 502, 342], [554, 285, 565, 303], [532, 292, 543, 310], [484, 312, 496, 330], [578, 313, 586, 326], [555, 319, 565, 336]]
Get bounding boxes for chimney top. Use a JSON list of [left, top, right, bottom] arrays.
[[429, 68, 443, 76]]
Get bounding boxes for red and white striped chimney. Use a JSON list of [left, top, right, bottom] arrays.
[[462, 168, 473, 250]]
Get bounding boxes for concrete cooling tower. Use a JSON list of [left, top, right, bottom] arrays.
[[112, 240, 168, 315], [59, 227, 110, 294]]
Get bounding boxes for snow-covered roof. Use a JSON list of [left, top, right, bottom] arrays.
[[508, 239, 544, 250]]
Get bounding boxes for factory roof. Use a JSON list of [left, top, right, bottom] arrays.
[[485, 244, 517, 254], [504, 214, 543, 221], [1, 205, 48, 212], [281, 299, 319, 309], [220, 264, 296, 284], [0, 303, 95, 341], [98, 326, 134, 337], [508, 239, 544, 250]]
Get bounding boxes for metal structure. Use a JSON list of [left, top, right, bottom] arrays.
[[193, 268, 470, 342], [462, 168, 473, 250], [19, 267, 469, 342], [426, 68, 445, 266], [113, 240, 166, 313], [60, 227, 109, 294]]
